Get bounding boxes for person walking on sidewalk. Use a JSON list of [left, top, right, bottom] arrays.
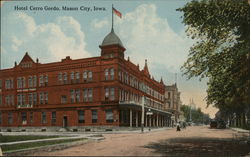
[[177, 122, 181, 131]]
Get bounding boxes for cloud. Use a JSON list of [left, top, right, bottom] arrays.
[[2, 12, 91, 67], [114, 4, 194, 74], [91, 18, 109, 29]]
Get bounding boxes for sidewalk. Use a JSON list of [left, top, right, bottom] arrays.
[[0, 127, 171, 147], [231, 127, 250, 139]]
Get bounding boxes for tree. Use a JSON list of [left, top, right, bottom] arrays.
[[177, 0, 250, 127], [181, 105, 210, 124]]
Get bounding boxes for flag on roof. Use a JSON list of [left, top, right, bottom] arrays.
[[113, 7, 122, 18]]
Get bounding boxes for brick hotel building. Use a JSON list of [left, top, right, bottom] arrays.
[[0, 28, 173, 131]]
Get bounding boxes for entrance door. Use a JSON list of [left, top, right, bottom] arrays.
[[63, 116, 68, 128]]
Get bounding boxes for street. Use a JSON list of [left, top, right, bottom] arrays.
[[31, 126, 250, 156]]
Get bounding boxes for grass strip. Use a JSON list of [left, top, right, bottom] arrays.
[[1, 138, 85, 152], [0, 135, 60, 143]]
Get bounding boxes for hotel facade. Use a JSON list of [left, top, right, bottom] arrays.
[[0, 28, 178, 132]]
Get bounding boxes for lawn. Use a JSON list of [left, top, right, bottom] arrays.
[[0, 135, 60, 143], [1, 138, 85, 152]]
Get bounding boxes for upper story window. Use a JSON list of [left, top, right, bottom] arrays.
[[5, 78, 14, 89], [70, 72, 74, 81], [39, 75, 44, 87], [5, 95, 14, 106], [63, 72, 67, 84], [83, 70, 92, 82], [110, 68, 114, 80], [83, 88, 93, 102], [70, 89, 75, 103], [0, 79, 2, 89], [61, 95, 67, 104], [88, 71, 92, 81], [75, 72, 80, 83], [28, 76, 33, 87], [105, 87, 115, 101], [33, 76, 37, 87], [0, 95, 2, 106], [118, 71, 121, 81], [76, 89, 80, 103], [105, 68, 114, 80], [45, 75, 48, 86], [168, 92, 171, 99], [105, 69, 109, 80], [58, 72, 62, 81]]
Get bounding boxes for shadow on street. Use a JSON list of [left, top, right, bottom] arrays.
[[144, 137, 250, 157]]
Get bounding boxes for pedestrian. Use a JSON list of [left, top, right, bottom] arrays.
[[176, 122, 181, 131], [183, 122, 186, 129]]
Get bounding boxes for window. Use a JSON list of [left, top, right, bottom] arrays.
[[58, 72, 62, 81], [61, 95, 67, 104], [0, 80, 2, 89], [22, 94, 26, 105], [76, 89, 80, 103], [78, 110, 85, 123], [39, 93, 44, 104], [105, 69, 109, 80], [0, 95, 2, 106], [70, 89, 75, 103], [63, 72, 67, 84], [110, 88, 115, 100], [33, 93, 37, 105], [28, 93, 33, 105], [39, 75, 43, 86], [5, 79, 14, 89], [21, 112, 27, 125], [41, 112, 46, 124], [30, 112, 33, 123], [22, 77, 26, 88], [88, 88, 93, 102], [83, 88, 88, 102], [118, 71, 121, 81], [33, 76, 37, 87], [92, 110, 98, 123], [8, 112, 13, 124], [17, 94, 21, 105], [0, 112, 2, 124], [83, 71, 87, 81], [75, 72, 80, 83], [52, 111, 56, 124], [168, 92, 171, 99], [105, 88, 109, 100], [70, 72, 74, 80], [88, 71, 92, 81], [5, 96, 9, 105], [110, 68, 114, 80], [106, 109, 113, 123], [17, 77, 21, 88], [45, 75, 48, 86], [28, 76, 33, 87], [45, 92, 48, 104]]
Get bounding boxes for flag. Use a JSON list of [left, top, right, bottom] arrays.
[[113, 7, 122, 18]]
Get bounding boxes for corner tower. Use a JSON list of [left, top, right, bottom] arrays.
[[99, 28, 126, 59]]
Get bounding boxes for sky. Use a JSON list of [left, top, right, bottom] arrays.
[[0, 0, 218, 118]]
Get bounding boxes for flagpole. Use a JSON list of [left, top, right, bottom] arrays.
[[112, 4, 114, 31]]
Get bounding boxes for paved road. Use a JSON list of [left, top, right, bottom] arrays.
[[30, 126, 249, 156]]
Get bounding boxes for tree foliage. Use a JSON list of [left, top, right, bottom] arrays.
[[177, 0, 250, 114], [181, 105, 210, 124]]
